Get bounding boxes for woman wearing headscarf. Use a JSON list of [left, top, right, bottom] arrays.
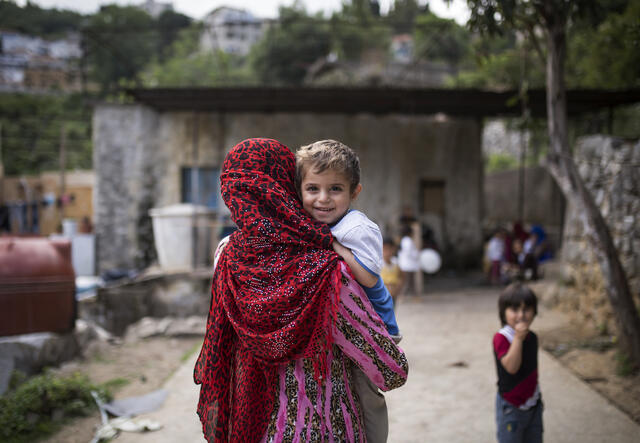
[[194, 138, 408, 442]]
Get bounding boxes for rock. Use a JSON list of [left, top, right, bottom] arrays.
[[124, 316, 206, 340], [165, 316, 206, 337], [0, 332, 80, 395], [125, 317, 171, 340]]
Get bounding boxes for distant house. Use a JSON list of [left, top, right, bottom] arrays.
[[391, 34, 414, 64], [137, 0, 173, 18], [0, 31, 82, 92], [199, 7, 267, 56]]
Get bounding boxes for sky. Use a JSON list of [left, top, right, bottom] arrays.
[[17, 0, 470, 24]]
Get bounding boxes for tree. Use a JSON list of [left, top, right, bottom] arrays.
[[156, 9, 192, 62], [84, 5, 157, 94], [330, 0, 389, 61], [142, 25, 254, 87], [250, 6, 331, 85], [566, 1, 640, 89], [413, 13, 471, 67], [450, 34, 545, 89], [467, 0, 640, 366], [0, 0, 83, 36], [387, 0, 424, 34], [0, 93, 92, 175]]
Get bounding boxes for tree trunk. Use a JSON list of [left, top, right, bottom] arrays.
[[544, 14, 640, 366]]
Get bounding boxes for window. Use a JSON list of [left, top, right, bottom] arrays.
[[181, 167, 220, 209]]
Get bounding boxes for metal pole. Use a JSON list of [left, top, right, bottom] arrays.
[[517, 41, 529, 223], [59, 124, 67, 223], [518, 129, 526, 222], [191, 113, 199, 269], [0, 122, 4, 205]]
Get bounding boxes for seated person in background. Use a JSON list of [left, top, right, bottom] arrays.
[[521, 225, 553, 280]]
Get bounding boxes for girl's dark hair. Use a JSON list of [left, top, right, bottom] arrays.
[[400, 225, 413, 237], [498, 282, 537, 325]]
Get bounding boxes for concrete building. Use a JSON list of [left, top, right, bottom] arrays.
[[199, 7, 267, 56], [0, 170, 94, 236], [0, 31, 82, 91], [92, 87, 640, 274]]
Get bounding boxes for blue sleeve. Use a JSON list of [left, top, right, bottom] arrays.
[[362, 277, 400, 336], [352, 255, 400, 335]]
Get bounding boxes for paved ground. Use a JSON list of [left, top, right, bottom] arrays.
[[115, 285, 640, 442]]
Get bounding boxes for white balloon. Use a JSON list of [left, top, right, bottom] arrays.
[[420, 248, 441, 274]]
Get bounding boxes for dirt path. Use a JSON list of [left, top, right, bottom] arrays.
[[45, 284, 640, 442], [386, 288, 639, 442]]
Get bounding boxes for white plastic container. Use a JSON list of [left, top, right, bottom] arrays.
[[149, 204, 216, 271], [72, 234, 95, 276], [62, 219, 77, 237]]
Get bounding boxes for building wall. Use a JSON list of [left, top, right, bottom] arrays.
[[94, 104, 483, 272], [484, 166, 566, 249], [1, 170, 94, 235], [200, 7, 266, 56], [93, 105, 163, 272]]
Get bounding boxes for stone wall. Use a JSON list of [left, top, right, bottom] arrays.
[[561, 135, 640, 333], [94, 105, 484, 272]]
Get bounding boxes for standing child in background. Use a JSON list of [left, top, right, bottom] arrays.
[[397, 224, 420, 295], [381, 238, 403, 306], [486, 228, 506, 285], [493, 283, 543, 443], [296, 140, 401, 443]]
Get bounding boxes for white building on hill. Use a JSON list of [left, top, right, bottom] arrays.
[[199, 7, 267, 56]]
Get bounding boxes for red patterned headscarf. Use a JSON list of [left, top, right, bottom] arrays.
[[194, 138, 342, 442]]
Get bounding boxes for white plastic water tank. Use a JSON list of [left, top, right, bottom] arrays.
[[62, 218, 77, 237], [149, 204, 216, 271]]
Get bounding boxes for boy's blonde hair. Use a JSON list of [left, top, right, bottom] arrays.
[[295, 139, 361, 193]]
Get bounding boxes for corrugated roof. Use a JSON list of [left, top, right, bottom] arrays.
[[126, 87, 640, 118]]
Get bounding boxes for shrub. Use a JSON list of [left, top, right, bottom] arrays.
[[0, 371, 111, 442]]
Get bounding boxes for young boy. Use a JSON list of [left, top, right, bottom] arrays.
[[295, 139, 400, 443], [493, 283, 543, 443]]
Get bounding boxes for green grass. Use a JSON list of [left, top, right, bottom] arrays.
[[101, 377, 131, 392], [615, 351, 638, 377], [181, 341, 203, 363], [0, 371, 111, 443]]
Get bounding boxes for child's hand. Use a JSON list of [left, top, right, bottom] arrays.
[[332, 239, 378, 288], [514, 321, 530, 341], [332, 239, 350, 258]]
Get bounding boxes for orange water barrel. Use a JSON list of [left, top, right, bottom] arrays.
[[0, 237, 76, 336]]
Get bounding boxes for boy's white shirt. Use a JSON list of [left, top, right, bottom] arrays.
[[498, 324, 516, 343], [487, 236, 505, 261], [213, 235, 231, 271], [330, 210, 383, 276]]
